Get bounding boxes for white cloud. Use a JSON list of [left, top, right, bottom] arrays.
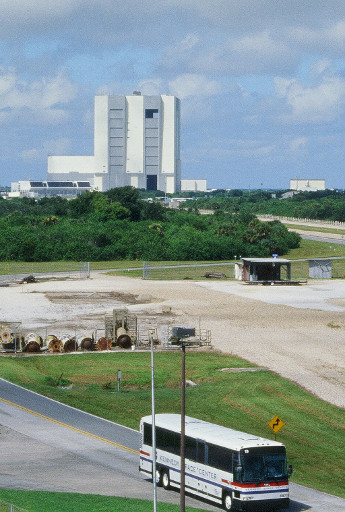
[[274, 74, 345, 123], [290, 137, 308, 152], [309, 59, 334, 79], [0, 1, 83, 35], [288, 21, 345, 55], [0, 68, 77, 124], [185, 137, 276, 161], [168, 74, 223, 99], [1, 1, 345, 79], [136, 79, 163, 96], [161, 33, 200, 69], [20, 138, 71, 162], [161, 29, 297, 76], [223, 139, 275, 159]]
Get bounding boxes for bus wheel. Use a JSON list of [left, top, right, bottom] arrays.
[[223, 492, 233, 511], [155, 468, 162, 487], [162, 470, 170, 490]]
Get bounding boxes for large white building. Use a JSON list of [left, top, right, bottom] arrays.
[[180, 179, 207, 192], [289, 179, 326, 192], [47, 93, 181, 194]]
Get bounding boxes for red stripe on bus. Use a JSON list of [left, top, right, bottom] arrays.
[[140, 450, 150, 457], [231, 481, 288, 488]]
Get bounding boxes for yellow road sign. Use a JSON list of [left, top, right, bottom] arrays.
[[268, 415, 285, 434]]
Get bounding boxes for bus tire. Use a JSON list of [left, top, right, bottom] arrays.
[[223, 492, 233, 511], [162, 470, 170, 490], [155, 468, 163, 487]]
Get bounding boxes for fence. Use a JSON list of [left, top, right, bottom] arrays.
[[258, 215, 345, 228], [0, 261, 90, 284], [0, 500, 29, 512], [142, 258, 345, 281], [1, 258, 345, 283], [142, 261, 235, 280]]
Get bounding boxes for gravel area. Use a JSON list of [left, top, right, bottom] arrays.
[[1, 274, 344, 409]]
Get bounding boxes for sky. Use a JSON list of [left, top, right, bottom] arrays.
[[1, 1, 345, 190]]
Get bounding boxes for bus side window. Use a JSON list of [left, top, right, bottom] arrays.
[[165, 430, 179, 455], [156, 427, 165, 449], [185, 436, 197, 460], [196, 441, 206, 464], [143, 423, 152, 446], [208, 444, 234, 472], [154, 427, 180, 455]]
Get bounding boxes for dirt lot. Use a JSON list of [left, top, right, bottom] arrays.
[[1, 273, 344, 409]]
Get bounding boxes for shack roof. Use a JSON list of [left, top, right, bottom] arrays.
[[242, 258, 290, 264]]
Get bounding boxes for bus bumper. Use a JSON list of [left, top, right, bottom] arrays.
[[233, 497, 290, 511]]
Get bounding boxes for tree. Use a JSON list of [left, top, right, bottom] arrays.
[[42, 216, 58, 225], [69, 191, 94, 217], [90, 193, 130, 221], [141, 201, 166, 221], [105, 186, 143, 220]]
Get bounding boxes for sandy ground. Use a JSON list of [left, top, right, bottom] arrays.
[[1, 273, 345, 409]]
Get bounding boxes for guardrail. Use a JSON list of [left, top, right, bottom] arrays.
[[258, 215, 345, 228]]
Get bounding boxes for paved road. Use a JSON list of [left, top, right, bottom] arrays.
[[257, 216, 345, 245], [0, 378, 219, 510], [1, 379, 345, 511], [298, 233, 345, 244]]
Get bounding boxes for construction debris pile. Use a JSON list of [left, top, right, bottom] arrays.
[[0, 308, 212, 354]]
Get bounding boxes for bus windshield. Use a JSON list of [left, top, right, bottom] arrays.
[[240, 448, 287, 483]]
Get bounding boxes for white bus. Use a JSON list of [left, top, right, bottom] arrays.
[[139, 414, 292, 511]]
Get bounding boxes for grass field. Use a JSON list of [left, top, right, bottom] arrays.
[[0, 491, 206, 512], [1, 352, 344, 498], [1, 238, 345, 280], [285, 238, 345, 259]]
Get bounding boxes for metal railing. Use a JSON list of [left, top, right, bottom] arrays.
[[0, 500, 29, 512], [258, 214, 345, 228], [0, 261, 90, 284]]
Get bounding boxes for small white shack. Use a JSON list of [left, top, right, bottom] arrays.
[[240, 258, 292, 284]]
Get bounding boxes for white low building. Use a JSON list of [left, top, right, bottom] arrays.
[[289, 179, 325, 191], [10, 180, 92, 198], [180, 179, 207, 192]]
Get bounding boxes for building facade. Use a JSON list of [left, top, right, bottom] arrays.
[[289, 179, 325, 192], [47, 93, 181, 194], [180, 179, 207, 192], [10, 180, 92, 198]]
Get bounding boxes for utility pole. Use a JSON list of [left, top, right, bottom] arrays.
[[150, 331, 157, 512], [180, 342, 186, 512], [171, 326, 195, 512]]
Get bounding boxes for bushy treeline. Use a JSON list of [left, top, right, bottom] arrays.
[[187, 189, 345, 221], [0, 187, 300, 261]]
